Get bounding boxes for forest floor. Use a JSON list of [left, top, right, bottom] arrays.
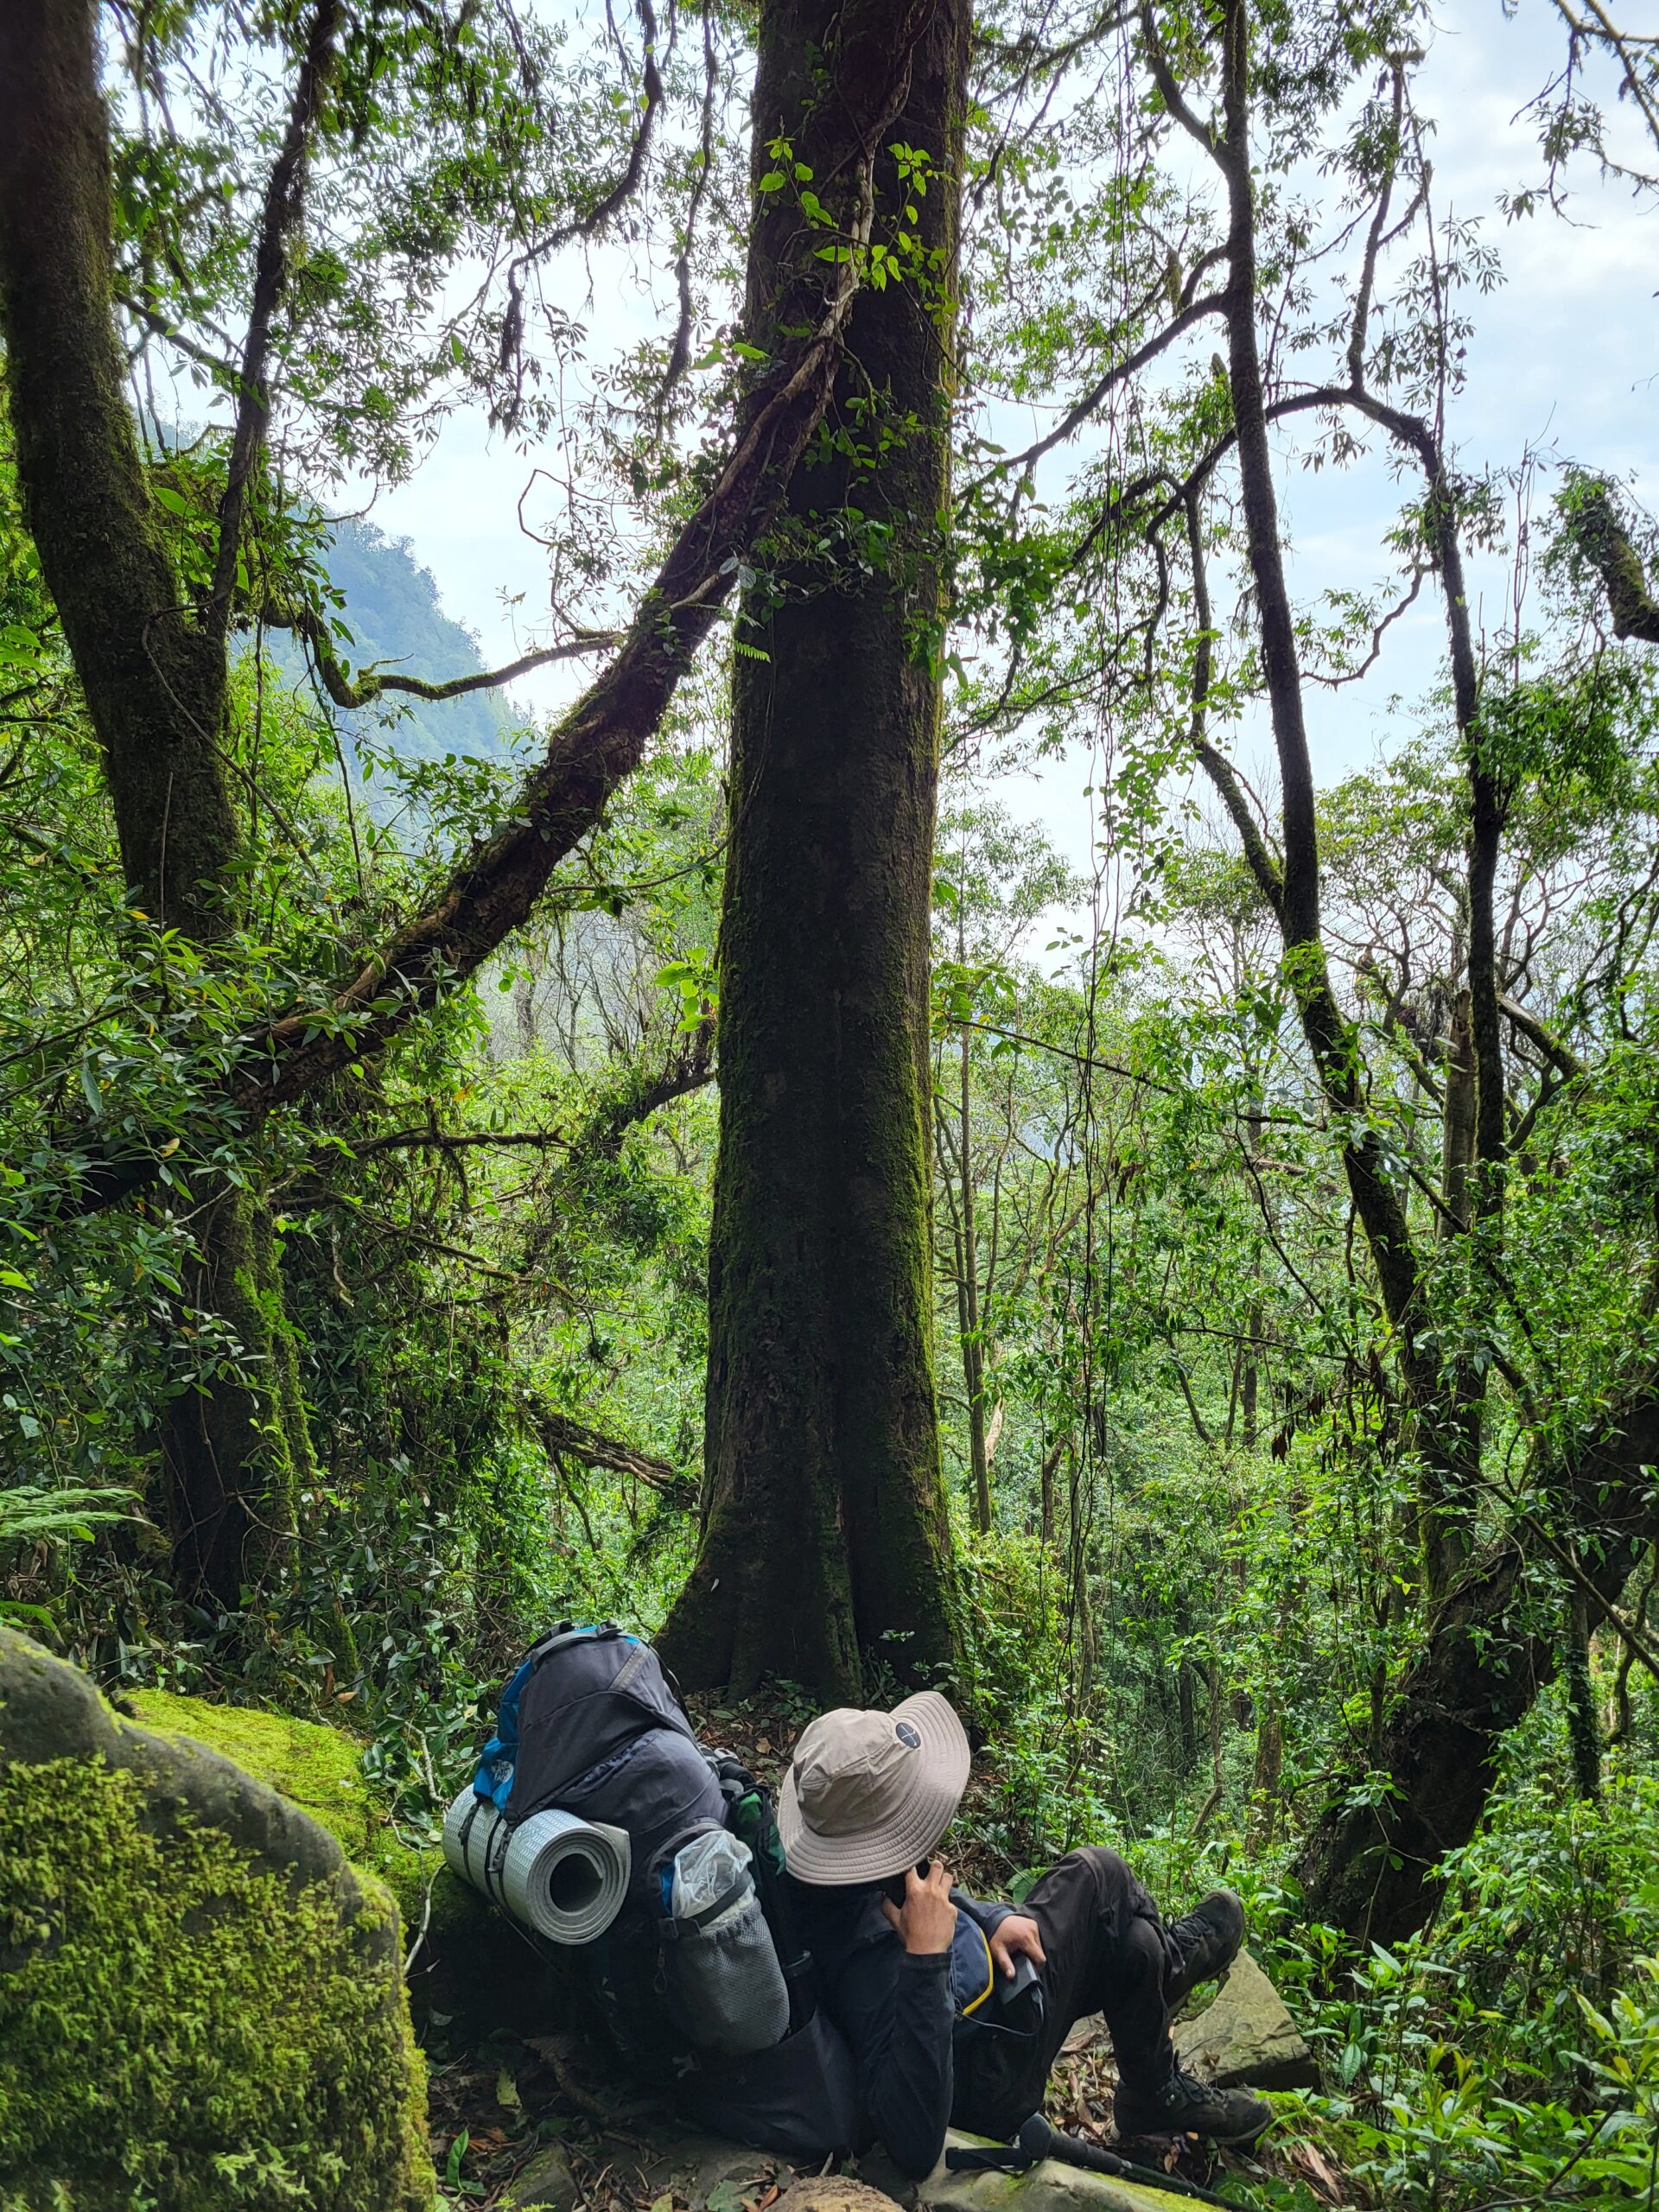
[[424, 1688, 1354, 2211]]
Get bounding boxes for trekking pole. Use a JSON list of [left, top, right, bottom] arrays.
[[944, 2113, 1236, 2209]]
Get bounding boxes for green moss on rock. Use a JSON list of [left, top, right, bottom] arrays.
[[119, 1687, 554, 2042], [0, 1631, 434, 2212], [124, 1685, 439, 1935]]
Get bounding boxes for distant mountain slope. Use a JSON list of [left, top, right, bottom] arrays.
[[268, 518, 525, 766]]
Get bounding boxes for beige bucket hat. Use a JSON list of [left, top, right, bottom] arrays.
[[777, 1690, 971, 1885]]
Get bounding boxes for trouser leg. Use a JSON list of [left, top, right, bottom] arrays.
[[952, 1847, 1178, 2140]]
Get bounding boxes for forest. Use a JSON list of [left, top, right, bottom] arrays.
[[1, 0, 1657, 2205]]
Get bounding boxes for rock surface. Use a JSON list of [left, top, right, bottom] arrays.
[[0, 1629, 434, 2211], [913, 2134, 1208, 2212], [504, 2126, 1205, 2212], [1063, 1950, 1317, 2096], [1171, 1953, 1318, 2093], [124, 1681, 560, 2041]]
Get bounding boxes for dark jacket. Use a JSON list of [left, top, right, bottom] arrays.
[[786, 1876, 1014, 2177]]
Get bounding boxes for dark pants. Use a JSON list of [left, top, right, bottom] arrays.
[[952, 1847, 1177, 2140]]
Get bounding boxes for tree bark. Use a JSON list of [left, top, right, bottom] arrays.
[[164, 1191, 311, 1603], [1298, 1388, 1659, 1944], [0, 0, 321, 1607], [1564, 1588, 1602, 1802], [658, 0, 966, 1699], [0, 0, 238, 938]]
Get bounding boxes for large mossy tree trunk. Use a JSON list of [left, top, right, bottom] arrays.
[[0, 0, 317, 1608], [657, 0, 967, 1700]]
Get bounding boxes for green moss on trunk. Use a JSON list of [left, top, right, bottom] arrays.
[[658, 0, 968, 1699], [162, 1186, 305, 1606], [0, 0, 240, 940]]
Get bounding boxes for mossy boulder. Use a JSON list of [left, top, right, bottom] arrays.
[[0, 1629, 435, 2212], [121, 1685, 563, 2042], [123, 1684, 439, 1935]]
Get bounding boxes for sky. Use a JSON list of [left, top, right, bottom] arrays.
[[361, 0, 1657, 884]]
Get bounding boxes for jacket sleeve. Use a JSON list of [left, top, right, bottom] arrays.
[[835, 1944, 954, 2177], [954, 1889, 1014, 1938]]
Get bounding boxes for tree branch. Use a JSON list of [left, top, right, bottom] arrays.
[[529, 1400, 694, 1501], [493, 0, 665, 429], [209, 0, 343, 645], [262, 592, 618, 709], [976, 288, 1227, 480], [116, 291, 241, 385], [1499, 994, 1584, 1082], [1562, 480, 1659, 644]]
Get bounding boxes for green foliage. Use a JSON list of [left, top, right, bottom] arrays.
[[3, 7, 1659, 2206], [1236, 1721, 1659, 2209]]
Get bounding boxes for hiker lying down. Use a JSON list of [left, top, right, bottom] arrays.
[[777, 1693, 1269, 2177]]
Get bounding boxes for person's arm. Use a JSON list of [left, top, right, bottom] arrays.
[[836, 1939, 955, 2176], [954, 1891, 1046, 1980], [953, 1888, 1013, 1936], [831, 1863, 957, 2177]]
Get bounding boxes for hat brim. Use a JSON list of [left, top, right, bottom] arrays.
[[778, 1691, 970, 1885]]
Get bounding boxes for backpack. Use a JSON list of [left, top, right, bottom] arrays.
[[469, 1622, 860, 2159]]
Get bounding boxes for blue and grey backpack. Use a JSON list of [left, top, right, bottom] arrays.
[[471, 1622, 859, 2159]]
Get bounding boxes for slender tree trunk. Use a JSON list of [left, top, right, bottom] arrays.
[[1039, 1431, 1064, 1550], [1248, 1700, 1282, 1849], [1440, 990, 1476, 1236], [959, 1027, 992, 1534], [1177, 1658, 1198, 1777], [658, 0, 966, 1699], [1564, 1589, 1602, 1802]]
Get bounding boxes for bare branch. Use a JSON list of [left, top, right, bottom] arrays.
[[530, 1400, 694, 1499], [1500, 993, 1585, 1082], [976, 289, 1228, 480], [209, 0, 343, 645], [116, 291, 240, 385], [262, 593, 618, 709]]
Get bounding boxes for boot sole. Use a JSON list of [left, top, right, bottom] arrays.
[[1116, 2115, 1270, 2147]]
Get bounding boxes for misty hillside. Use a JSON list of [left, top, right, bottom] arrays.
[[268, 517, 527, 768]]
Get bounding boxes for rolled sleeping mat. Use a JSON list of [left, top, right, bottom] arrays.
[[442, 1788, 632, 1944]]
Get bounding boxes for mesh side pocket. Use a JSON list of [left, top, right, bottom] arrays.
[[663, 1884, 791, 2056]]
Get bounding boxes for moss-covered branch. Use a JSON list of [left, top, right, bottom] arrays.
[[1561, 480, 1659, 644], [263, 592, 617, 707]]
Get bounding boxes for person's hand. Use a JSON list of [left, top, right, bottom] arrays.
[[880, 1860, 957, 1955], [988, 1912, 1046, 1981]]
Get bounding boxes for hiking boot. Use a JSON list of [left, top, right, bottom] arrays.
[[1164, 1887, 1245, 2009], [1115, 2063, 1272, 2145]]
